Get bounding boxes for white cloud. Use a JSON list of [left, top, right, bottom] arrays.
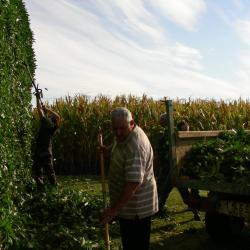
[[148, 0, 206, 31], [235, 51, 250, 92], [171, 43, 203, 70], [232, 0, 245, 11], [234, 19, 250, 45], [24, 0, 246, 103]]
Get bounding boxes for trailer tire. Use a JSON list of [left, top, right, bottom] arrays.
[[205, 212, 244, 241]]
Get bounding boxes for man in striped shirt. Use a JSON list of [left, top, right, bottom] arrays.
[[100, 107, 158, 250]]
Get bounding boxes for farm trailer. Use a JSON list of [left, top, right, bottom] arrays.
[[164, 100, 250, 239]]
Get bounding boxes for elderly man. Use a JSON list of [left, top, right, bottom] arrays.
[[100, 107, 158, 250]]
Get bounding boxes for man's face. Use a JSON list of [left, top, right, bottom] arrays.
[[180, 124, 189, 131], [112, 118, 134, 142]]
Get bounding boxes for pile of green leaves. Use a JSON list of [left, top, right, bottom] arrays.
[[182, 129, 250, 185], [2, 185, 107, 250]]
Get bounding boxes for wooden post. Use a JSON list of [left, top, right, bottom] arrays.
[[165, 100, 178, 182], [158, 99, 178, 210], [98, 133, 110, 250]]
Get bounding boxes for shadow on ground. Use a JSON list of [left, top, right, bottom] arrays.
[[150, 226, 250, 250]]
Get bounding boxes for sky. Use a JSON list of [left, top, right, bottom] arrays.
[[24, 0, 250, 102]]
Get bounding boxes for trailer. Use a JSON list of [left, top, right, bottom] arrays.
[[164, 100, 250, 240]]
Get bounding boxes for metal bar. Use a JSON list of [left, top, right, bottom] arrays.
[[179, 179, 250, 196]]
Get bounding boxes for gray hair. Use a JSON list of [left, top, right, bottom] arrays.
[[111, 107, 133, 122]]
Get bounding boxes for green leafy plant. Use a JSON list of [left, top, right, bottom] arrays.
[[9, 187, 105, 250], [0, 0, 34, 248], [182, 129, 250, 185]]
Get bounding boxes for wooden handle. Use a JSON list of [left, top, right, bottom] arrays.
[[98, 134, 106, 189], [98, 133, 110, 250]]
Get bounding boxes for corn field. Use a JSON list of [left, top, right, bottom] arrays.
[[33, 95, 250, 175]]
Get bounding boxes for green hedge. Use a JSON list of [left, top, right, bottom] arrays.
[[0, 0, 35, 247]]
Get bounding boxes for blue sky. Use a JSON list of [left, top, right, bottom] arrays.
[[24, 0, 250, 102]]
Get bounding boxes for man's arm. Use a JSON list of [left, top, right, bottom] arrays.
[[36, 94, 45, 119], [42, 106, 61, 124], [100, 181, 140, 224]]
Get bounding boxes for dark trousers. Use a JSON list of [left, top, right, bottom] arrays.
[[179, 187, 200, 203], [119, 216, 151, 250], [158, 174, 200, 210], [32, 155, 56, 189]]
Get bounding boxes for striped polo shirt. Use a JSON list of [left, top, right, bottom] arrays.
[[109, 125, 158, 219]]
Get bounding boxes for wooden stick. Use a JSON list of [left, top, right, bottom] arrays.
[[98, 132, 110, 250]]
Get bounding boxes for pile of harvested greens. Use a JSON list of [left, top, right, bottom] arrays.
[[182, 129, 250, 186]]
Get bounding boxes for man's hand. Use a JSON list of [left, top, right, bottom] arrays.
[[35, 91, 42, 100], [100, 182, 139, 225], [100, 207, 118, 225], [97, 144, 112, 158], [42, 104, 47, 112]]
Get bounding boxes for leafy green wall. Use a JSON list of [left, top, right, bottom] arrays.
[[0, 0, 35, 246]]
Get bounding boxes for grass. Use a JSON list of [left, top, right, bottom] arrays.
[[58, 176, 250, 250]]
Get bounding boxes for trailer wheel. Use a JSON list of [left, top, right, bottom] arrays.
[[205, 212, 245, 241]]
